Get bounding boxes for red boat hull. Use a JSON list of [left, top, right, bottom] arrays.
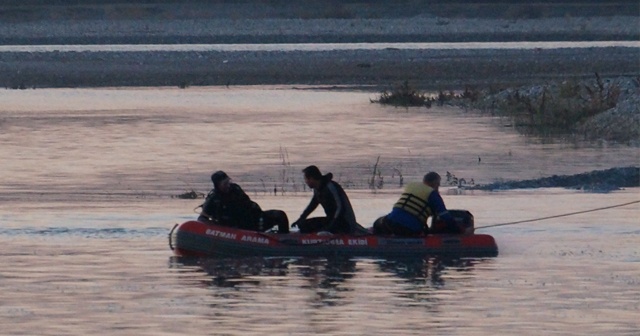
[[169, 220, 498, 258]]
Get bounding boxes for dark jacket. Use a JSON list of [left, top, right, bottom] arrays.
[[198, 183, 262, 230], [300, 173, 360, 233]]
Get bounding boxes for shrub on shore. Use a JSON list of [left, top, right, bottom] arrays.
[[371, 81, 479, 108], [453, 74, 639, 142], [370, 81, 430, 108], [373, 75, 638, 143], [173, 190, 204, 199], [485, 74, 619, 133]]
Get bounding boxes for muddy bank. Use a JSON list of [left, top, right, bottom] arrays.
[[470, 166, 640, 192]]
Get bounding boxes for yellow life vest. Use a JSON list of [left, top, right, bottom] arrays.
[[393, 182, 434, 223]]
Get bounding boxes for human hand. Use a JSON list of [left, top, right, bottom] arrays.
[[291, 218, 303, 228]]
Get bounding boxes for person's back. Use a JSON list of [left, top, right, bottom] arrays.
[[373, 172, 461, 236], [199, 179, 261, 230], [314, 173, 357, 233], [387, 181, 435, 233]]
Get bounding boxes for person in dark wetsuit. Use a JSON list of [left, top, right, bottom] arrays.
[[292, 165, 366, 235], [198, 171, 289, 233], [373, 172, 469, 236]]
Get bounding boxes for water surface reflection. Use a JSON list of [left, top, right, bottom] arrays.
[[170, 256, 485, 308], [1, 86, 638, 335]]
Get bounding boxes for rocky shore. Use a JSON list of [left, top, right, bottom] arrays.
[[449, 75, 640, 143], [470, 166, 640, 192]]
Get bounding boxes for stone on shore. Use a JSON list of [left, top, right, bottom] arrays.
[[459, 76, 640, 143]]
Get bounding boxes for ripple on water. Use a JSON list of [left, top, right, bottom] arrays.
[[1, 88, 639, 335]]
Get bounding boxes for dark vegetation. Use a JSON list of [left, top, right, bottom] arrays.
[[173, 190, 204, 199], [371, 81, 478, 108], [367, 155, 404, 192], [370, 81, 429, 107]]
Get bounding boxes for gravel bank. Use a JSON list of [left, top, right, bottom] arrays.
[[2, 47, 638, 90], [1, 2, 638, 90], [1, 16, 638, 45]]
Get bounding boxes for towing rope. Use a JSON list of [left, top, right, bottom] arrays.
[[475, 199, 640, 230]]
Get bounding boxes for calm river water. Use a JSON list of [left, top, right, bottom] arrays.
[[1, 87, 639, 335]]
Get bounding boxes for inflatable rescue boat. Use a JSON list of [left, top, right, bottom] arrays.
[[169, 220, 498, 258]]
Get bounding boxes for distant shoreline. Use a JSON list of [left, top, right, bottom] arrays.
[[2, 16, 638, 46], [2, 32, 638, 46], [1, 2, 638, 90], [2, 46, 638, 91]]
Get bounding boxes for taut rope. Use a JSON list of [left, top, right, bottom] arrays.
[[475, 200, 640, 230]]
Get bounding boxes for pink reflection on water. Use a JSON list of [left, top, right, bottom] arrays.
[[1, 86, 639, 335], [1, 86, 637, 200]]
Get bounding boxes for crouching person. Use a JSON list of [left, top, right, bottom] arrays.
[[198, 171, 289, 233], [373, 172, 470, 236], [292, 165, 368, 235]]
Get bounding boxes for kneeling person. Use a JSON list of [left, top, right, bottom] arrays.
[[373, 172, 466, 236]]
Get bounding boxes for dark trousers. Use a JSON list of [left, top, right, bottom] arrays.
[[262, 209, 290, 233], [297, 217, 354, 234], [199, 209, 289, 233], [297, 217, 329, 234], [373, 215, 425, 236]]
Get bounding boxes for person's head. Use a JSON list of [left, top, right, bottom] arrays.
[[302, 165, 323, 189], [423, 172, 441, 191], [211, 170, 231, 193]]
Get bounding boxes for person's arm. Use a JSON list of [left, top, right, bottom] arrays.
[[296, 193, 319, 224], [427, 191, 457, 229], [291, 190, 320, 227], [199, 191, 220, 221]]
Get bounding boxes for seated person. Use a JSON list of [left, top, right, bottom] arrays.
[[292, 165, 367, 235], [198, 171, 289, 233], [373, 172, 467, 236]]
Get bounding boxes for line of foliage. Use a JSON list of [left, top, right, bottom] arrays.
[[371, 81, 479, 108], [370, 81, 429, 108]]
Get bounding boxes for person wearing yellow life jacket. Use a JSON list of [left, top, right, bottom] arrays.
[[373, 172, 462, 236]]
